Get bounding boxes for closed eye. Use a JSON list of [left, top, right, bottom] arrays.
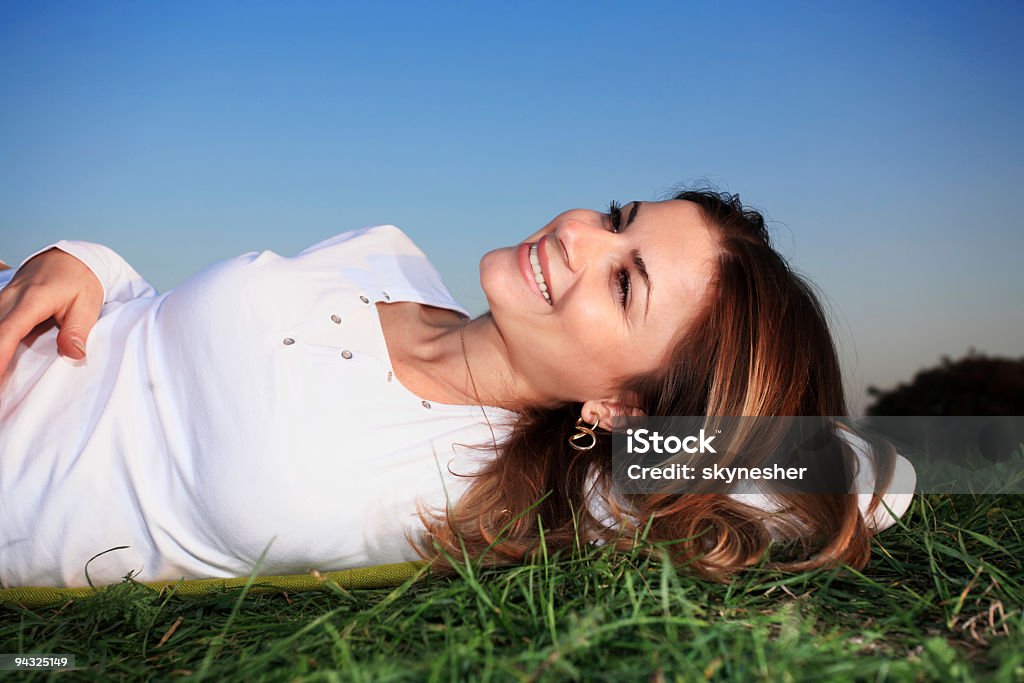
[[615, 268, 630, 309]]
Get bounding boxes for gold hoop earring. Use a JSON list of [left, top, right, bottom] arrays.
[[568, 415, 600, 451]]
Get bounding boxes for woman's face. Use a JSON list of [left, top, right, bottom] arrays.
[[480, 199, 720, 410]]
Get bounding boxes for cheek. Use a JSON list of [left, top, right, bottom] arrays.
[[551, 306, 625, 378], [568, 300, 616, 341]]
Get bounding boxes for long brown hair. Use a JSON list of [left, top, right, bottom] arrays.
[[411, 188, 897, 579]]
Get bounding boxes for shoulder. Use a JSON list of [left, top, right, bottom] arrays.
[[297, 225, 427, 261], [293, 225, 470, 318]]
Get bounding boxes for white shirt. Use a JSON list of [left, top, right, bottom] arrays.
[[1, 226, 521, 587], [0, 226, 914, 588]]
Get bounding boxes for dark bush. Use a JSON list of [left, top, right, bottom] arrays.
[[864, 350, 1024, 463], [866, 350, 1024, 417]]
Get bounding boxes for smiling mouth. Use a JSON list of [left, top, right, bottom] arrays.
[[529, 242, 553, 305]]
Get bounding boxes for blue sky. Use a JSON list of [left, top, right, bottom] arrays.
[[2, 0, 1022, 413]]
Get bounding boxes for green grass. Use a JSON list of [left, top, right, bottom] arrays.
[[2, 493, 1023, 682]]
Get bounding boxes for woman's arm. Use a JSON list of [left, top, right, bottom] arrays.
[[0, 241, 156, 377], [19, 241, 158, 306]]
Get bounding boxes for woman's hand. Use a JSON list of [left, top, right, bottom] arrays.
[[0, 248, 103, 377]]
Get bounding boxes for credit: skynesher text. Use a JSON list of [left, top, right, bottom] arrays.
[[627, 463, 808, 484]]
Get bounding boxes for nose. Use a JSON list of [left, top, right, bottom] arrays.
[[554, 214, 610, 273]]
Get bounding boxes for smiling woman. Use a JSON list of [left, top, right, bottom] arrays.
[[426, 189, 915, 577], [0, 186, 914, 588]]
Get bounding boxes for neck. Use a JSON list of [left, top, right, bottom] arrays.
[[459, 314, 523, 412], [402, 310, 531, 413]]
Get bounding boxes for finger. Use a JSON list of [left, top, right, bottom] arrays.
[[0, 299, 52, 377], [24, 319, 58, 347], [55, 293, 103, 360], [0, 283, 17, 320]]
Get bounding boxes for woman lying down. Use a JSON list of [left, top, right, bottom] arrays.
[[0, 188, 915, 588]]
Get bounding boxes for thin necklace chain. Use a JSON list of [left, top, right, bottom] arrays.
[[460, 323, 500, 454]]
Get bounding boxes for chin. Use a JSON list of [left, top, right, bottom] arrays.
[[478, 248, 517, 310]]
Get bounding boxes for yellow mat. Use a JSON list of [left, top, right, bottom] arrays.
[[0, 561, 428, 609]]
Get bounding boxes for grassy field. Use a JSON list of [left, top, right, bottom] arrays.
[[2, 493, 1022, 682]]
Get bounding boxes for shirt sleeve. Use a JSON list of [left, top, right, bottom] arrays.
[[730, 429, 917, 534], [17, 240, 158, 305], [845, 429, 917, 532]]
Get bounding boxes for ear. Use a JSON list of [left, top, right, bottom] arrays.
[[581, 396, 646, 432]]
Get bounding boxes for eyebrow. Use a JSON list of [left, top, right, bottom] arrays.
[[626, 202, 652, 323]]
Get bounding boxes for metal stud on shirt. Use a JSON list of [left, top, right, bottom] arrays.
[[387, 371, 393, 382], [331, 314, 342, 324], [282, 338, 295, 345], [341, 350, 353, 359], [359, 295, 369, 303], [383, 291, 391, 300], [421, 400, 431, 409]]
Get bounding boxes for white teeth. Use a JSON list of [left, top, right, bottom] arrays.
[[529, 243, 552, 304]]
